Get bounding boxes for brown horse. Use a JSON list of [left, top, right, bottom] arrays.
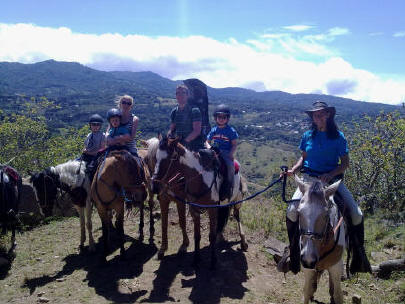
[[140, 138, 190, 259], [151, 136, 247, 268], [91, 150, 147, 262]]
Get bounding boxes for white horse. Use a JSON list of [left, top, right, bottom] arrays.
[[30, 159, 95, 251], [295, 176, 345, 304]]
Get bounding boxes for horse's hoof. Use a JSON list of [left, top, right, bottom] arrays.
[[157, 251, 165, 260], [178, 243, 188, 254], [241, 242, 248, 251]]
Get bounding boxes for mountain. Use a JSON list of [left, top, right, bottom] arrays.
[[0, 60, 401, 142]]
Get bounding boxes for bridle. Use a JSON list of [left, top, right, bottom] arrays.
[[299, 199, 344, 262]]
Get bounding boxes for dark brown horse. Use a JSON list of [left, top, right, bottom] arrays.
[[0, 165, 21, 256], [91, 150, 147, 262], [151, 136, 247, 269]]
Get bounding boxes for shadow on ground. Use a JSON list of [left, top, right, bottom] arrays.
[[142, 240, 249, 304], [22, 231, 157, 303]]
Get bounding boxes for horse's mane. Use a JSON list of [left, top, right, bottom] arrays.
[[307, 180, 327, 205], [146, 137, 159, 167], [54, 160, 86, 187]]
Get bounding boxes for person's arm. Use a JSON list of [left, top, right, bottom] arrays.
[[284, 151, 306, 177], [184, 120, 202, 143], [229, 139, 237, 160], [320, 154, 349, 183]]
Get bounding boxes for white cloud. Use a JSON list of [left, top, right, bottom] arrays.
[[393, 31, 405, 38], [0, 23, 404, 105], [283, 25, 314, 32]]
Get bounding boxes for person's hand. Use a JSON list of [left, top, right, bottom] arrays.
[[280, 169, 295, 178], [320, 173, 333, 184]]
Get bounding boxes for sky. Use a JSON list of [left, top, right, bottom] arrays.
[[1, 0, 405, 105]]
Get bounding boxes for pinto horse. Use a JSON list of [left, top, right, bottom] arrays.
[[151, 136, 248, 268], [295, 176, 345, 304], [30, 159, 96, 251], [0, 165, 22, 255], [91, 150, 147, 262]]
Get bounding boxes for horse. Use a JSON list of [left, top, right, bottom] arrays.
[[294, 176, 345, 304], [0, 165, 22, 256], [91, 150, 147, 262], [30, 159, 96, 251], [151, 135, 248, 268]]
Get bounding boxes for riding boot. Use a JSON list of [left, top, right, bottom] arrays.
[[219, 179, 229, 201], [277, 217, 300, 274], [349, 218, 372, 274]]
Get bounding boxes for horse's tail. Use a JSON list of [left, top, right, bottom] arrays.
[[217, 206, 230, 234]]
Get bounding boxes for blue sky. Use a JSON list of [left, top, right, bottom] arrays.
[[1, 0, 405, 104]]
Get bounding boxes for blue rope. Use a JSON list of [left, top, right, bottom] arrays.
[[171, 176, 283, 209]]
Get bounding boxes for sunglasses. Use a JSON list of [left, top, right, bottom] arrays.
[[90, 122, 101, 126], [121, 101, 133, 105], [216, 115, 228, 119], [176, 91, 188, 95]]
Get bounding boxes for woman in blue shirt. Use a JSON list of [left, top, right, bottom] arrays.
[[280, 101, 371, 275]]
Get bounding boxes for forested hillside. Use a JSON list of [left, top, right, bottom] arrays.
[[0, 60, 401, 145]]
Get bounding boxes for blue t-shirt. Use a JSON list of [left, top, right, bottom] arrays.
[[207, 125, 239, 152], [300, 130, 348, 173], [108, 126, 130, 138]]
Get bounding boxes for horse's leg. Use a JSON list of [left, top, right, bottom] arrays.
[[303, 268, 317, 304], [191, 207, 201, 266], [158, 197, 169, 259], [85, 198, 95, 252], [208, 208, 218, 270], [75, 205, 86, 251], [328, 260, 344, 304], [8, 227, 16, 254], [138, 201, 144, 242], [233, 204, 248, 251], [148, 190, 155, 243], [176, 201, 189, 253], [96, 204, 109, 263], [115, 203, 126, 260]]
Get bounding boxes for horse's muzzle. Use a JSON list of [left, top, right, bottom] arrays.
[[301, 251, 319, 269]]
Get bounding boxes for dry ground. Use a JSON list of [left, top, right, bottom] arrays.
[[0, 203, 403, 304]]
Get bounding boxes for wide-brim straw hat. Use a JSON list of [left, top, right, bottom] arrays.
[[305, 101, 336, 118]]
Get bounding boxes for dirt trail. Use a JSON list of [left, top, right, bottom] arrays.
[[0, 207, 400, 304]]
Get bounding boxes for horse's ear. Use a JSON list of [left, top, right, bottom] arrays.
[[324, 180, 341, 199], [158, 133, 163, 140], [294, 175, 306, 194]]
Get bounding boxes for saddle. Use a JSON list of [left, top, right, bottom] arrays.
[[1, 166, 20, 184]]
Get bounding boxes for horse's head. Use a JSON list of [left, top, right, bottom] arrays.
[[151, 135, 185, 194], [295, 176, 341, 269], [29, 167, 60, 217]]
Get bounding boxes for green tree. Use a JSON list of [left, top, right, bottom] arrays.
[[345, 112, 405, 219], [0, 98, 86, 174]]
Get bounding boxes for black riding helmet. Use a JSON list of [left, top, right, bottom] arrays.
[[213, 104, 231, 118], [106, 108, 122, 122], [89, 114, 103, 124]]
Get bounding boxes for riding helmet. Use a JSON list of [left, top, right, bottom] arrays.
[[89, 114, 103, 124], [213, 104, 231, 118], [106, 108, 122, 121]]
